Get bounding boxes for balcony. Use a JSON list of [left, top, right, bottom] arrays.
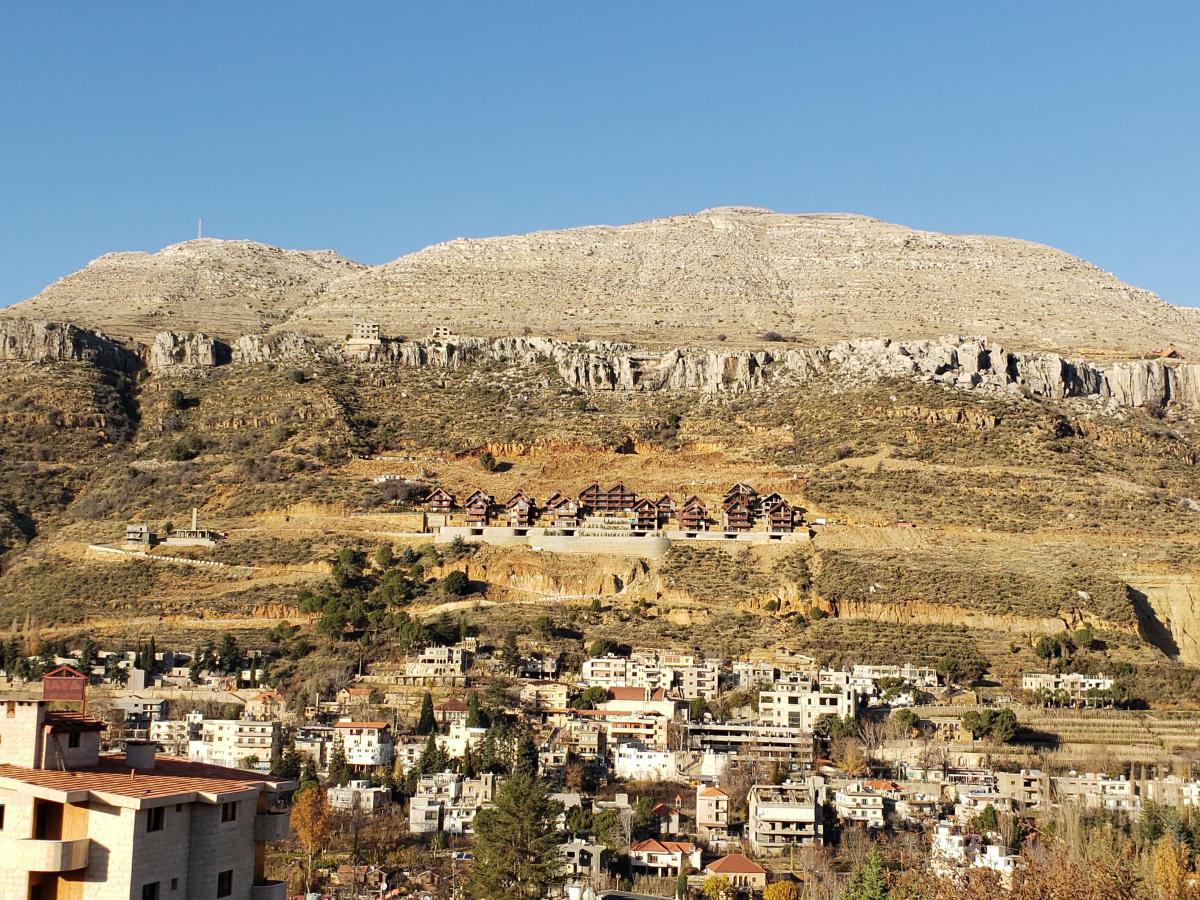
[[2, 837, 91, 872], [254, 809, 291, 843], [250, 881, 287, 900]]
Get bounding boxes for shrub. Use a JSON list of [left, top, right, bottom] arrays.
[[762, 330, 787, 342], [479, 451, 498, 472], [289, 370, 308, 384]]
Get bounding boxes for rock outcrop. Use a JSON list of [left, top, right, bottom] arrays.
[[0, 319, 138, 371], [146, 331, 230, 370]]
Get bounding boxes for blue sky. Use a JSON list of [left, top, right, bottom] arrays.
[[1, 3, 1196, 306]]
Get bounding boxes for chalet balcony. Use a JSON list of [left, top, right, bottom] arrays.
[[254, 809, 291, 843], [250, 880, 287, 900], [2, 837, 91, 872]]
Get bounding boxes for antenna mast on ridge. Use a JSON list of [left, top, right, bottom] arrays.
[[197, 218, 203, 240]]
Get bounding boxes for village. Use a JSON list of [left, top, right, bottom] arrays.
[[2, 615, 1196, 900]]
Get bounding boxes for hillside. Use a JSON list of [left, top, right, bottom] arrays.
[[6, 208, 1197, 355]]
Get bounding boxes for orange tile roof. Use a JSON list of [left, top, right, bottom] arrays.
[[334, 721, 388, 729], [630, 839, 696, 854], [699, 786, 729, 798], [706, 853, 766, 875], [0, 755, 292, 807]]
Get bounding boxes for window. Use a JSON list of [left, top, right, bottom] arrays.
[[147, 806, 165, 832], [0, 803, 5, 830], [68, 732, 81, 748], [216, 870, 233, 898], [142, 883, 160, 900], [170, 879, 178, 892], [220, 801, 238, 822]]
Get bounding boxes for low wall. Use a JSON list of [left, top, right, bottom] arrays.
[[434, 525, 806, 557]]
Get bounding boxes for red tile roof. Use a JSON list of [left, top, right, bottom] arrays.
[[435, 699, 468, 712], [698, 786, 728, 798], [0, 755, 292, 806], [334, 721, 389, 729], [706, 853, 766, 875], [630, 839, 696, 854]]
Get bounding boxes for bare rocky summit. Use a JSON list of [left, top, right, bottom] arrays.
[[4, 208, 1196, 356], [6, 239, 364, 343]]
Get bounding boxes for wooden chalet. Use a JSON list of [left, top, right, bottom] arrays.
[[425, 487, 455, 515], [722, 493, 755, 531], [463, 489, 494, 526], [506, 491, 536, 528], [655, 494, 676, 526], [679, 496, 708, 531], [578, 481, 639, 513], [758, 491, 785, 512], [546, 493, 580, 528], [631, 498, 658, 531], [765, 498, 794, 532], [723, 482, 758, 507]]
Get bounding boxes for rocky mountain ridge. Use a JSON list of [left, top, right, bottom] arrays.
[[4, 317, 1198, 413], [5, 208, 1197, 354]]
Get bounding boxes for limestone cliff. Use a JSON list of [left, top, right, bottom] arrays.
[[0, 319, 138, 371]]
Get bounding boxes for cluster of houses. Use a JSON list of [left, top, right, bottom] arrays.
[[425, 482, 802, 535], [5, 633, 1198, 897]]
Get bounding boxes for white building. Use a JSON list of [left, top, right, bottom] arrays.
[[328, 779, 390, 812], [833, 782, 887, 829], [758, 676, 857, 731], [613, 742, 677, 781], [1022, 672, 1114, 704], [333, 720, 394, 769]]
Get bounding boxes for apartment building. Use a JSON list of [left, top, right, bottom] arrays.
[[407, 772, 498, 836], [695, 785, 730, 840], [748, 780, 826, 853], [189, 718, 281, 771], [0, 695, 294, 900], [833, 782, 887, 829], [332, 720, 394, 769], [685, 721, 814, 766], [1021, 672, 1113, 703], [851, 664, 939, 689], [758, 678, 857, 731]]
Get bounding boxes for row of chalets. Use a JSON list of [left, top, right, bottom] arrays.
[[423, 482, 801, 533]]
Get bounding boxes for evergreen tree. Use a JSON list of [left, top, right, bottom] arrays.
[[327, 744, 352, 786], [513, 728, 539, 777], [461, 744, 479, 778], [467, 770, 564, 899], [299, 757, 319, 791], [274, 747, 303, 779], [467, 691, 489, 728], [417, 732, 450, 775], [840, 847, 888, 900], [416, 691, 437, 735]]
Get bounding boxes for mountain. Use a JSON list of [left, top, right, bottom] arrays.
[[5, 240, 364, 342], [5, 208, 1195, 356]]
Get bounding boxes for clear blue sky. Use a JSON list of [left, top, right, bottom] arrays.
[[1, 3, 1196, 307]]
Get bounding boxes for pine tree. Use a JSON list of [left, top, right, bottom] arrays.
[[840, 847, 889, 900], [461, 744, 479, 778], [418, 732, 450, 775], [513, 728, 539, 777], [467, 770, 564, 899], [416, 691, 437, 735], [466, 692, 489, 728], [327, 744, 351, 786]]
